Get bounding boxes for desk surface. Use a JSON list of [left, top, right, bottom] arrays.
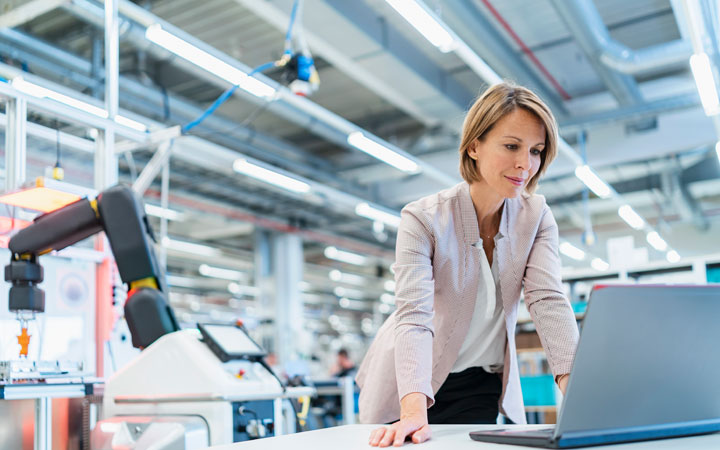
[[209, 424, 720, 449]]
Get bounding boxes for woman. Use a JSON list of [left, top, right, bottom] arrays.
[[356, 82, 580, 447]]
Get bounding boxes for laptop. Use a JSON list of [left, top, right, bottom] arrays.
[[470, 284, 720, 448]]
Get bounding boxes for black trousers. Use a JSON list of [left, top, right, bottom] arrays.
[[426, 367, 502, 424]]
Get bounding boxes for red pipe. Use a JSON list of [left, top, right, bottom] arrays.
[[480, 0, 572, 101]]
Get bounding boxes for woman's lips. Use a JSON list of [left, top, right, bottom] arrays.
[[505, 176, 525, 186]]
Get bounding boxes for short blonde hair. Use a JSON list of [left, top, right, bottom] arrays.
[[458, 82, 558, 194]]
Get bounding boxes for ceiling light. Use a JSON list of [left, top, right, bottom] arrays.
[[145, 24, 275, 99], [559, 242, 586, 261], [114, 115, 148, 132], [233, 158, 310, 194], [199, 264, 243, 280], [645, 231, 668, 252], [378, 303, 392, 314], [385, 0, 457, 52], [347, 132, 419, 173], [334, 286, 365, 299], [715, 141, 720, 164], [617, 205, 645, 230], [380, 293, 395, 305], [666, 250, 681, 263], [145, 204, 184, 221], [12, 77, 147, 132], [228, 282, 260, 296], [384, 280, 395, 292], [299, 281, 312, 291], [574, 165, 612, 199], [161, 236, 220, 257], [13, 77, 108, 118], [328, 269, 365, 286], [355, 202, 401, 228], [591, 258, 610, 271], [690, 53, 720, 116], [324, 246, 368, 266]]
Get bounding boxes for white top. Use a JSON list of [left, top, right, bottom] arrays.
[[450, 236, 506, 374]]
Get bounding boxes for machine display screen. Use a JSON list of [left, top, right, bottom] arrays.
[[198, 323, 266, 361]]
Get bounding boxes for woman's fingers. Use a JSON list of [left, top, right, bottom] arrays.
[[379, 427, 397, 447], [369, 427, 387, 446], [410, 424, 432, 444]]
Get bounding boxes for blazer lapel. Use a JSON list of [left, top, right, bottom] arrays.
[[497, 197, 523, 313]]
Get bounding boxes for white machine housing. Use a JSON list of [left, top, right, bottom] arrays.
[[102, 329, 286, 446]]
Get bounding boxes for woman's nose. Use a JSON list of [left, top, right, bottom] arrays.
[[516, 149, 531, 169]]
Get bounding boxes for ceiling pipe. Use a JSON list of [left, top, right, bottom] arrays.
[[548, 0, 644, 106], [64, 0, 457, 186]]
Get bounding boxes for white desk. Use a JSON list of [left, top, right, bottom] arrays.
[[208, 424, 720, 449]]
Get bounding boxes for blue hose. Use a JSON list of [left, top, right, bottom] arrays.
[[181, 61, 277, 134]]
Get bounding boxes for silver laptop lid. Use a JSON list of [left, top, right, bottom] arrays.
[[555, 285, 720, 437]]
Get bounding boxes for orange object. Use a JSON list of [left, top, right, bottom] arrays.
[[235, 319, 244, 327], [0, 187, 80, 213], [17, 327, 30, 357], [236, 369, 246, 379]]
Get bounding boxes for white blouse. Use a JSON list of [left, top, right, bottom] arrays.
[[450, 235, 506, 373]]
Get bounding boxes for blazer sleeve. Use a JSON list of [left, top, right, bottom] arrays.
[[523, 204, 579, 377], [392, 205, 436, 407]]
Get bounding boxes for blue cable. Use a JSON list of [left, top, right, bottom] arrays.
[[181, 61, 277, 134], [284, 0, 300, 47]]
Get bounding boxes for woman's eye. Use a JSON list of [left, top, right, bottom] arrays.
[[505, 144, 518, 150], [531, 148, 542, 155]]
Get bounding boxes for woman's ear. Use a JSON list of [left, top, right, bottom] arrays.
[[467, 139, 479, 161]]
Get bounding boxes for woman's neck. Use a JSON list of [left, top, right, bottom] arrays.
[[469, 181, 504, 227]]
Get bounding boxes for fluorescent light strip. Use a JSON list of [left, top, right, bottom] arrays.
[[355, 202, 401, 228], [347, 132, 419, 173], [334, 286, 365, 299], [324, 246, 368, 266], [690, 53, 720, 116], [591, 258, 610, 271], [228, 282, 260, 296], [161, 236, 220, 257], [199, 264, 243, 281], [145, 24, 275, 99], [329, 269, 366, 286], [12, 77, 147, 131], [380, 293, 395, 305], [145, 204, 184, 221], [574, 165, 612, 199], [385, 0, 456, 52], [666, 250, 681, 263], [559, 242, 586, 261], [233, 158, 310, 194], [646, 231, 668, 252], [716, 141, 720, 164], [618, 205, 645, 230]]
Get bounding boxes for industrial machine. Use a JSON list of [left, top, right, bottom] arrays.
[[5, 184, 179, 357], [93, 323, 307, 448], [2, 184, 311, 447]]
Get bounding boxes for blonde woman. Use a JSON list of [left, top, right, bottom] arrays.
[[356, 82, 579, 447]]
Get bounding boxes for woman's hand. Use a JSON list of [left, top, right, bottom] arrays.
[[557, 373, 569, 395], [369, 392, 431, 447]]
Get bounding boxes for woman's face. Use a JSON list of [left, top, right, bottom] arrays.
[[467, 108, 545, 198]]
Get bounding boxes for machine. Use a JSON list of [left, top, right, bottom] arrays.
[[2, 184, 312, 447], [5, 184, 179, 356]]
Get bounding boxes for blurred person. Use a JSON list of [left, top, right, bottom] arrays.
[[332, 348, 356, 378]]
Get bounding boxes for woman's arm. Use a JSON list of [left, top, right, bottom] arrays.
[[370, 206, 436, 447], [523, 205, 579, 379]]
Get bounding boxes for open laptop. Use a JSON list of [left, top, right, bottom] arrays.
[[470, 284, 720, 448]]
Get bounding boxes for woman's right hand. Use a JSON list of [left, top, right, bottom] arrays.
[[368, 392, 432, 447]]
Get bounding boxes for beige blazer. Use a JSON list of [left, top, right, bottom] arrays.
[[356, 182, 579, 425]]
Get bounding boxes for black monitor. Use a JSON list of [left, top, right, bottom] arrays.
[[197, 323, 266, 362]]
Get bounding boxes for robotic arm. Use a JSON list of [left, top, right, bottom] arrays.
[[5, 184, 179, 355]]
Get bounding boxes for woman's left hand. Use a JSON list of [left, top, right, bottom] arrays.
[[557, 374, 569, 394]]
